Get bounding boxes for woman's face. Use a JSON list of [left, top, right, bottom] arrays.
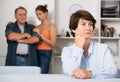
[[73, 18, 94, 39], [36, 10, 47, 21]]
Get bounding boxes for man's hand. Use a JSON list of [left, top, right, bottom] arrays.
[[22, 33, 31, 39]]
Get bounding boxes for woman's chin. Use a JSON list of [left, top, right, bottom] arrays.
[[85, 35, 91, 39]]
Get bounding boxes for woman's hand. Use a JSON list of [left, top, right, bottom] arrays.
[[33, 28, 40, 34], [33, 28, 43, 39], [7, 21, 13, 25], [72, 68, 92, 79], [75, 35, 86, 49]]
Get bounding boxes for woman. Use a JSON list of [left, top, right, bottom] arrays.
[[33, 4, 57, 74], [61, 10, 117, 79]]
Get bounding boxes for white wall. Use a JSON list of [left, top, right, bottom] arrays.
[[0, 0, 55, 65], [55, 0, 99, 35]]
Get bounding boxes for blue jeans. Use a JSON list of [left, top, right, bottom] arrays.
[[16, 56, 29, 66], [37, 50, 52, 74]]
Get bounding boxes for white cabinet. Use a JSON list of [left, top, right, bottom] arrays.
[[0, 56, 6, 66], [52, 0, 120, 74], [100, 0, 120, 55], [100, 0, 120, 69]]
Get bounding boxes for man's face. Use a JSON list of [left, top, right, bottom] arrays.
[[15, 9, 27, 25]]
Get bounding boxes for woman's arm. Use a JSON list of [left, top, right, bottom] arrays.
[[101, 47, 117, 78], [33, 24, 57, 47], [90, 44, 117, 79], [43, 24, 57, 47], [61, 46, 84, 76]]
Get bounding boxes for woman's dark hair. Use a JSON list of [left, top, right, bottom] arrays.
[[69, 10, 96, 37], [35, 4, 48, 13]]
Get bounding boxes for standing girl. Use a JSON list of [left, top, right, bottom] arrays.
[[33, 4, 57, 74]]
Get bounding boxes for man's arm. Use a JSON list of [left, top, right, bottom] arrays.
[[17, 32, 42, 44], [5, 24, 31, 41], [17, 36, 40, 44], [7, 32, 31, 41]]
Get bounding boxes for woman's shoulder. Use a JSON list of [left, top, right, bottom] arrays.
[[35, 25, 40, 28], [49, 23, 56, 32], [62, 45, 75, 55], [95, 42, 107, 47], [94, 42, 108, 51], [62, 44, 77, 51], [49, 23, 56, 28]]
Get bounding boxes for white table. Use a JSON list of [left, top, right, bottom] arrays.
[[0, 74, 120, 82]]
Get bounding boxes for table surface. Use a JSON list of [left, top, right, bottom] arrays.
[[0, 74, 120, 82]]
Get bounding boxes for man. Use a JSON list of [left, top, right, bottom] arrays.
[[5, 6, 41, 66]]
